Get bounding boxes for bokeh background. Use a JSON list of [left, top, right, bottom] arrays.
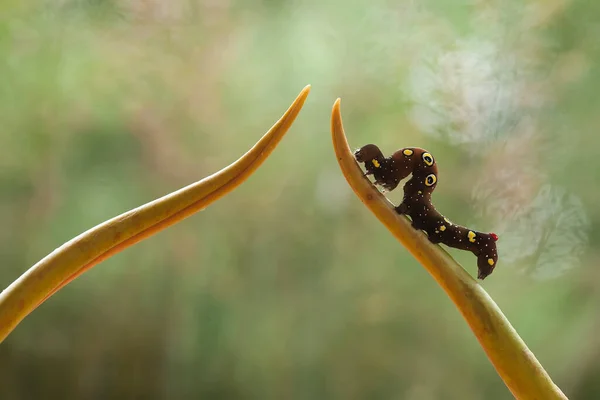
[[1, 0, 600, 399]]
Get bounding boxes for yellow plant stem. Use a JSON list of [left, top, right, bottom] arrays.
[[0, 85, 311, 344], [330, 98, 567, 400]]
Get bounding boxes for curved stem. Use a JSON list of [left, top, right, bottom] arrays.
[[0, 85, 311, 343], [330, 98, 567, 400]]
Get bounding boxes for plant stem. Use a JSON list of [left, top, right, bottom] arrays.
[[0, 85, 310, 343], [330, 98, 567, 400]]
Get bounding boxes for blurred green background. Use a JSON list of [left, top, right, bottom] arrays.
[[1, 0, 600, 399]]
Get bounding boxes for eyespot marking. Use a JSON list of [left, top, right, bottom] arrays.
[[422, 152, 434, 166], [403, 149, 413, 156], [440, 225, 446, 231], [425, 174, 437, 186], [468, 231, 476, 243], [372, 160, 380, 168], [488, 259, 495, 266]]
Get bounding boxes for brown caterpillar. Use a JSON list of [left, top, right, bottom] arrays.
[[355, 144, 499, 280]]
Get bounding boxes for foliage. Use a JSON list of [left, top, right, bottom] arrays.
[[1, 0, 600, 398]]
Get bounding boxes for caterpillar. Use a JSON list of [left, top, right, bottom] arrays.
[[354, 144, 499, 280]]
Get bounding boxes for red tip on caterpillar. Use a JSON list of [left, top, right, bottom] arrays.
[[490, 233, 499, 241]]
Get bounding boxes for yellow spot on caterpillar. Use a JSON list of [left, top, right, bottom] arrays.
[[468, 231, 476, 243], [425, 174, 437, 186], [440, 225, 446, 231], [372, 160, 380, 168], [403, 149, 413, 156], [488, 259, 495, 266], [422, 152, 434, 166]]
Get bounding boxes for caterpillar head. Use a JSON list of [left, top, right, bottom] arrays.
[[354, 144, 384, 164], [354, 144, 401, 191]]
